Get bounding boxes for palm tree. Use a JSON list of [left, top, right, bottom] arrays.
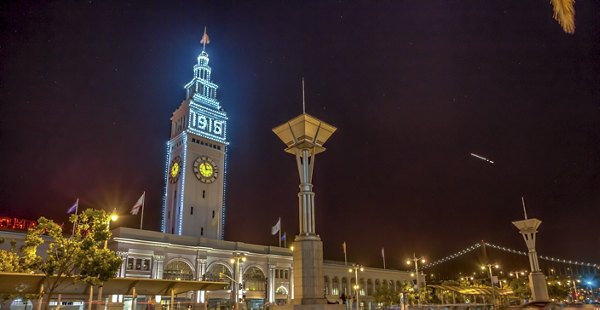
[[551, 0, 576, 34]]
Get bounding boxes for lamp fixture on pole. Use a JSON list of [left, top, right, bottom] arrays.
[[348, 265, 364, 309]]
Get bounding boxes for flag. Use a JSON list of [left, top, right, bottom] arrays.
[[67, 199, 79, 214], [281, 232, 286, 241], [131, 192, 145, 215], [200, 27, 210, 45], [342, 241, 347, 255], [271, 218, 280, 235]]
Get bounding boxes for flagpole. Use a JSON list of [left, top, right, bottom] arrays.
[[343, 242, 347, 266], [72, 199, 79, 236], [278, 217, 282, 247], [140, 191, 145, 230], [382, 248, 386, 269]]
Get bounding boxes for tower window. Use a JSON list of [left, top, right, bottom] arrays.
[[212, 210, 215, 219], [190, 207, 194, 215], [201, 227, 204, 236], [202, 190, 205, 198]]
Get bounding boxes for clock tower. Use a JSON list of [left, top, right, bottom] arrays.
[[162, 34, 228, 239]]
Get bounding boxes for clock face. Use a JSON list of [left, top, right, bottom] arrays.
[[193, 156, 218, 184], [169, 156, 182, 183]]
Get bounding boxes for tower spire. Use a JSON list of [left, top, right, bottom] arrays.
[[200, 26, 210, 52]]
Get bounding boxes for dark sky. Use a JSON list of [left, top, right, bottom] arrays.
[[1, 1, 599, 270]]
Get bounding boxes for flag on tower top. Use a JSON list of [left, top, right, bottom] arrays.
[[131, 192, 145, 215], [200, 27, 210, 46]]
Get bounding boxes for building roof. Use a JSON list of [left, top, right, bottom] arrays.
[[0, 272, 227, 295]]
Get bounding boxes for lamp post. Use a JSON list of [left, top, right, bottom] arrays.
[[348, 265, 364, 310], [481, 264, 499, 308], [229, 253, 247, 309], [103, 208, 119, 249], [272, 112, 336, 305], [508, 271, 526, 279], [406, 254, 425, 306]]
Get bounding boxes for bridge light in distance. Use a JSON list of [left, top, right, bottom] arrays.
[[406, 260, 411, 265], [421, 259, 426, 264]]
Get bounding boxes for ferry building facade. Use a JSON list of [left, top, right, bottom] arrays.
[[108, 35, 414, 309]]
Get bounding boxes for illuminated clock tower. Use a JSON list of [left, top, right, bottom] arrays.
[[162, 33, 228, 239]]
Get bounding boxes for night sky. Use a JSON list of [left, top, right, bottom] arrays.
[[1, 1, 599, 270]]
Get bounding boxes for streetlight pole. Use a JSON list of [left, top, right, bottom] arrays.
[[230, 253, 247, 310], [406, 254, 426, 306], [482, 264, 499, 308], [103, 208, 119, 249], [348, 265, 363, 310]]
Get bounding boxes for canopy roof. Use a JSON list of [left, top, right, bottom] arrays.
[[0, 273, 228, 296], [428, 285, 514, 296]]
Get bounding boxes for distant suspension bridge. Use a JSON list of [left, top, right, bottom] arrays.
[[422, 241, 599, 275]]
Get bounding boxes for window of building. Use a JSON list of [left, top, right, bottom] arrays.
[[201, 227, 204, 236], [190, 207, 194, 215], [212, 210, 215, 218], [126, 257, 151, 271]]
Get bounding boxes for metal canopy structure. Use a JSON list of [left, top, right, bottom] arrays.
[[428, 285, 514, 296], [0, 272, 228, 296]]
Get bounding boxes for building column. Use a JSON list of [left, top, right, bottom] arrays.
[[289, 267, 294, 302], [153, 255, 165, 279], [196, 258, 207, 303], [268, 265, 276, 303], [117, 252, 128, 278]]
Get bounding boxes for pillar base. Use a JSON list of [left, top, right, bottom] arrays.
[[529, 271, 549, 301], [292, 235, 327, 305]]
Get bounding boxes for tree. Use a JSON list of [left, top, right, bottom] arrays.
[[21, 209, 123, 310], [509, 278, 531, 301], [373, 284, 401, 307], [0, 238, 22, 272]]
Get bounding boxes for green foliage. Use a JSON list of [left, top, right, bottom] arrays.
[[547, 282, 570, 300], [18, 209, 123, 309], [509, 278, 531, 300], [0, 238, 23, 272], [373, 284, 401, 306]]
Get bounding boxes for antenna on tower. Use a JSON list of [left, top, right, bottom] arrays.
[[521, 196, 528, 219], [302, 78, 306, 114]]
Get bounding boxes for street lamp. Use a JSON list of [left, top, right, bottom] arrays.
[[230, 253, 247, 309], [348, 264, 364, 310], [406, 254, 426, 306], [481, 264, 499, 308], [508, 271, 526, 279], [103, 208, 119, 249]]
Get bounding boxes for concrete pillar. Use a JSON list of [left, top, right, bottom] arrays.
[[154, 255, 165, 279], [269, 264, 276, 303]]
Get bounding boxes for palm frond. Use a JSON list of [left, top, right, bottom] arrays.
[[551, 0, 576, 34]]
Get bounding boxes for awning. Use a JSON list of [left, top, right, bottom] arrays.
[[428, 285, 514, 296], [0, 272, 228, 296]]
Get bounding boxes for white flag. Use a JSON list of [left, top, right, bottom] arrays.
[[271, 218, 281, 235], [131, 192, 145, 215]]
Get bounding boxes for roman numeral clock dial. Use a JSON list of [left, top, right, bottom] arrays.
[[193, 156, 218, 184]]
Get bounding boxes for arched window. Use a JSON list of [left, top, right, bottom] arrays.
[[332, 277, 340, 296], [204, 263, 232, 289], [275, 286, 288, 295], [243, 266, 266, 291], [367, 279, 374, 296], [163, 260, 193, 281]]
